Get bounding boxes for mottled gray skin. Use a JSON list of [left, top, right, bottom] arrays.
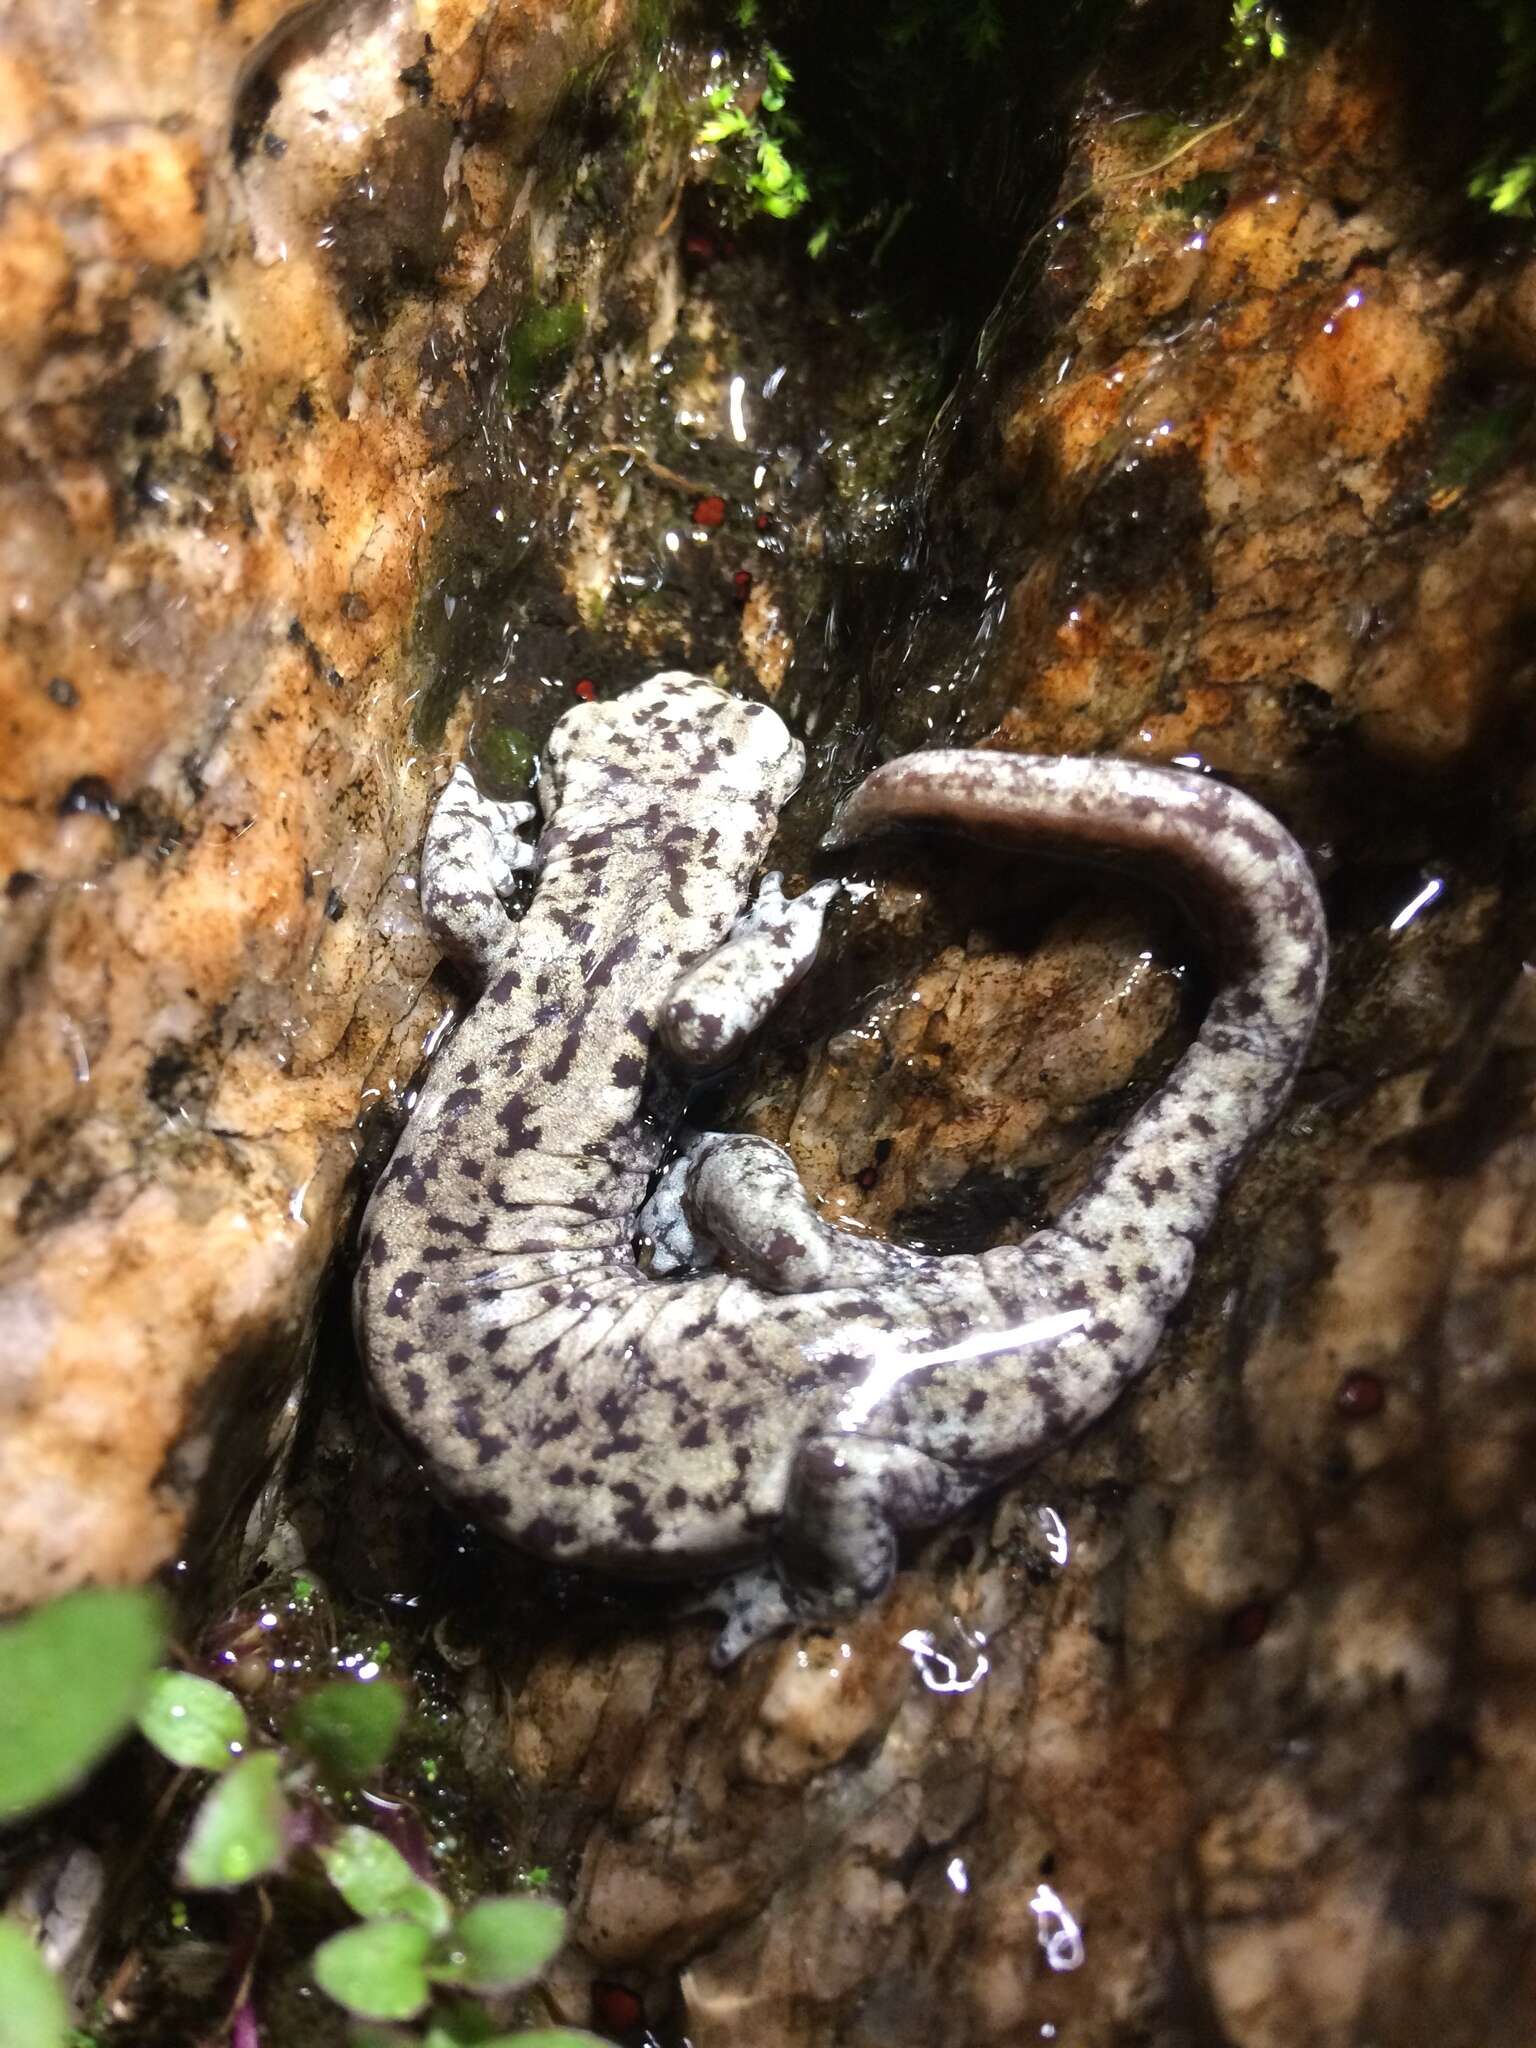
[[661, 870, 842, 1069], [356, 672, 1326, 1664]]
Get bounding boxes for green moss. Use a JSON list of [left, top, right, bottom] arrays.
[[693, 42, 810, 220], [1470, 0, 1536, 215], [502, 301, 587, 411], [1163, 170, 1229, 221], [473, 723, 537, 793], [1229, 0, 1289, 65], [1429, 398, 1530, 496]]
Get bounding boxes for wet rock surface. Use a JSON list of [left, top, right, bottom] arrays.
[[9, 3, 1536, 2045], [466, 18, 1536, 2048], [0, 0, 682, 1604]]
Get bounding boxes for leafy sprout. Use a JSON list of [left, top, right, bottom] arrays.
[[137, 1670, 249, 1773], [692, 45, 809, 221], [2, 1585, 587, 2044], [285, 1678, 407, 1782], [1230, 0, 1289, 64], [177, 1752, 288, 1890]]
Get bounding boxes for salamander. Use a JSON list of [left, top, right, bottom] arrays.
[[355, 671, 1325, 1664]]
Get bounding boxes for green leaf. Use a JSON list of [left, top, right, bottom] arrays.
[[321, 1827, 450, 1937], [436, 1898, 566, 1995], [424, 2009, 604, 2048], [696, 112, 746, 145], [137, 1671, 248, 1773], [313, 1920, 433, 2022], [755, 138, 793, 192], [502, 2034, 611, 2047], [423, 2006, 500, 2047], [0, 1921, 67, 2048], [177, 1751, 287, 1889], [0, 1588, 165, 1822], [286, 1680, 404, 1781]]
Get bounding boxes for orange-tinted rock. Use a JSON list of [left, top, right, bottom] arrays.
[[0, 0, 665, 1605]]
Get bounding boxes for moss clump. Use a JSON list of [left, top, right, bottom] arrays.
[[692, 42, 809, 220], [503, 301, 587, 411], [1163, 170, 1229, 220], [1468, 0, 1536, 215], [1427, 396, 1531, 504], [473, 722, 537, 793]]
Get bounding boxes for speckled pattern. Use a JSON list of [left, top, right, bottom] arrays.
[[355, 673, 1326, 1663], [661, 870, 842, 1070]]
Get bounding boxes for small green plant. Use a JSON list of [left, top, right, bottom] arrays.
[[1470, 0, 1536, 214], [889, 0, 1004, 62], [0, 1588, 166, 1822], [0, 1589, 597, 2048], [692, 45, 809, 221], [1229, 0, 1289, 64]]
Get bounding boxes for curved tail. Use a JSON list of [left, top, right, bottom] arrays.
[[825, 752, 1326, 1326]]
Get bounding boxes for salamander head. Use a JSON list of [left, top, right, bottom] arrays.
[[542, 672, 803, 824]]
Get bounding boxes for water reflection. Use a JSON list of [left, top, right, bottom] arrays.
[[900, 1623, 990, 1694], [1037, 1506, 1070, 1567], [836, 1308, 1091, 1430], [1388, 876, 1443, 933], [1029, 1882, 1086, 1971]]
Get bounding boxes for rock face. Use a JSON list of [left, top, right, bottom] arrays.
[[0, 0, 671, 1604], [492, 25, 1536, 2048], [11, 6, 1536, 2048]]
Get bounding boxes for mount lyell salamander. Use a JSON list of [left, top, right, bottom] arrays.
[[355, 672, 1325, 1663]]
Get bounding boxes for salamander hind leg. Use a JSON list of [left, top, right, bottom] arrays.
[[710, 1436, 975, 1666], [678, 1132, 933, 1292], [636, 1143, 719, 1276], [420, 763, 538, 966]]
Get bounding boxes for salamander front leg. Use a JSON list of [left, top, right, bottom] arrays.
[[709, 1436, 974, 1666], [420, 764, 537, 967], [661, 872, 840, 1071]]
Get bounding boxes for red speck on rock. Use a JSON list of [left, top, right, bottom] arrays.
[[592, 1980, 644, 2035], [1226, 1600, 1272, 1649], [693, 495, 727, 527], [574, 678, 596, 701], [732, 569, 754, 602], [684, 232, 716, 262], [1335, 1369, 1385, 1418], [754, 512, 771, 531]]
